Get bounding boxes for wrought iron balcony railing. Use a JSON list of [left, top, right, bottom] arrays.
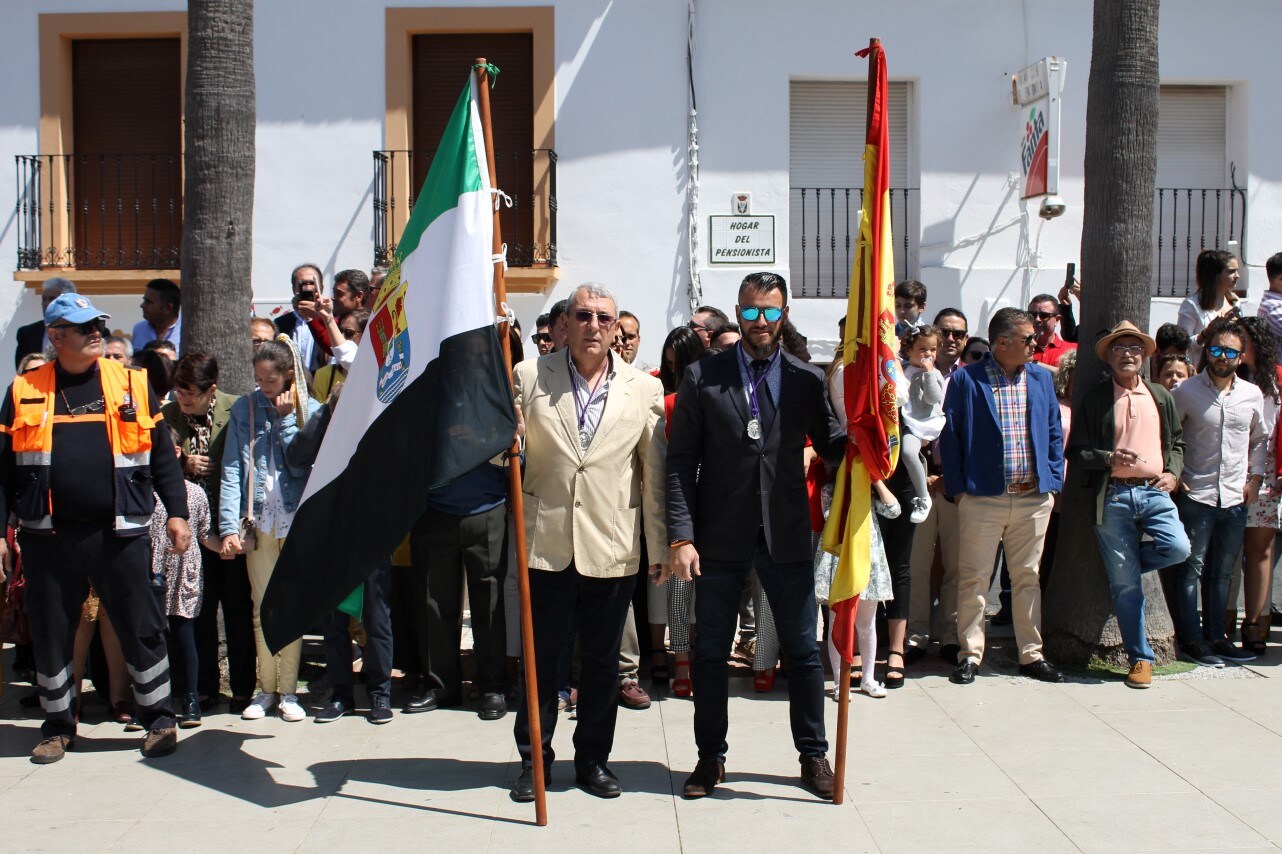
[[789, 187, 918, 299], [373, 148, 557, 270], [1153, 185, 1247, 297], [15, 152, 182, 271]]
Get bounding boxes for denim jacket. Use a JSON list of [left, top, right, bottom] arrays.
[[218, 389, 321, 537]]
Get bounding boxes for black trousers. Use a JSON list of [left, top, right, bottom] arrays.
[[194, 545, 256, 700], [513, 563, 633, 768], [21, 522, 175, 737], [411, 503, 509, 696], [322, 560, 393, 706]]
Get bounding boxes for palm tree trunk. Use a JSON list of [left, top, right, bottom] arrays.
[[180, 0, 256, 394]]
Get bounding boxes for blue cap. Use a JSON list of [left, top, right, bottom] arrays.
[[45, 292, 110, 326]]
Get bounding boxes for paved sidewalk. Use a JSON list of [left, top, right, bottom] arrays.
[[4, 646, 1282, 854]]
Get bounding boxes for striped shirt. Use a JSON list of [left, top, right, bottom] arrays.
[[984, 356, 1033, 485]]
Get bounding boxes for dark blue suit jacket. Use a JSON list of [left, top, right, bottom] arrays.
[[940, 356, 1063, 497]]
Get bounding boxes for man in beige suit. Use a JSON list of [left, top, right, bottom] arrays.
[[510, 283, 667, 802]]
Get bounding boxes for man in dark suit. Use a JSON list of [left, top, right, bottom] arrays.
[[940, 306, 1064, 686], [13, 277, 76, 369], [274, 263, 331, 375], [666, 272, 845, 801]]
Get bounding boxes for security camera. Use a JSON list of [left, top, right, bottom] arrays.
[[1039, 195, 1067, 220]]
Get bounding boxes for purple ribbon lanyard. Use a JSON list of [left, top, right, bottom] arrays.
[[570, 350, 607, 439], [741, 347, 778, 433]]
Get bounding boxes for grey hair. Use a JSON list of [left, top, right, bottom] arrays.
[[105, 335, 134, 358], [987, 306, 1034, 344], [567, 282, 617, 313], [42, 277, 76, 297]]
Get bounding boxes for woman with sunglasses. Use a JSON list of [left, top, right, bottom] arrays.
[[1179, 249, 1241, 366], [960, 337, 991, 364]]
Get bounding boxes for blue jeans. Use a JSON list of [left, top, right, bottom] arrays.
[[692, 538, 826, 763], [1094, 485, 1191, 663], [1171, 495, 1247, 644]]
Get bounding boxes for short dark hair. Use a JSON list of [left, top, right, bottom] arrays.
[[133, 350, 174, 397], [143, 339, 177, 355], [1157, 353, 1193, 373], [548, 299, 569, 324], [933, 307, 968, 328], [894, 280, 927, 307], [333, 269, 370, 297], [1267, 252, 1282, 282], [535, 313, 551, 329], [988, 307, 1033, 343], [618, 310, 639, 329], [1154, 322, 1190, 353], [174, 352, 220, 392], [291, 263, 324, 293], [694, 305, 730, 324], [1028, 293, 1058, 311], [146, 278, 181, 311], [737, 272, 788, 305], [342, 308, 372, 336]]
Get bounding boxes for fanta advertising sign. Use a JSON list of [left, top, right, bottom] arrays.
[[1022, 104, 1049, 198]]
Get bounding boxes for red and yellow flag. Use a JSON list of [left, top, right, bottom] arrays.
[[821, 39, 900, 664]]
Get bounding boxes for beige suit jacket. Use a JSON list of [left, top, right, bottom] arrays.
[[513, 351, 667, 578]]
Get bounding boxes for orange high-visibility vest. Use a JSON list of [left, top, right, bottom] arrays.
[[4, 358, 156, 533]]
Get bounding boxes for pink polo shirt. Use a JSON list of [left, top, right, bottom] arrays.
[[1112, 380, 1163, 479]]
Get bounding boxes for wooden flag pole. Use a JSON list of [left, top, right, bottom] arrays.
[[475, 57, 547, 827], [833, 658, 851, 805]]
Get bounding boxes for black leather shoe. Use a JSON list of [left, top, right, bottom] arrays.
[[402, 689, 460, 714], [575, 762, 622, 798], [950, 659, 979, 685], [1019, 659, 1065, 683], [479, 692, 507, 721], [683, 758, 726, 798], [510, 761, 552, 803], [939, 643, 961, 665], [179, 693, 202, 729]]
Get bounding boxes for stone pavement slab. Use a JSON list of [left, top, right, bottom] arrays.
[[5, 660, 1282, 853]]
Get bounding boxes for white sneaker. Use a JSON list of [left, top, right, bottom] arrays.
[[909, 495, 932, 524], [241, 692, 276, 720], [860, 679, 887, 699], [874, 497, 902, 519], [279, 694, 306, 722]]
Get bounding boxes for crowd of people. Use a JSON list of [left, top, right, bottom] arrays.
[[1, 248, 1279, 802]]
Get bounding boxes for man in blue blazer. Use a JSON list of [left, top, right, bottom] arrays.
[[940, 307, 1064, 685]]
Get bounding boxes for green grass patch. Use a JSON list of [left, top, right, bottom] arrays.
[[1081, 657, 1196, 678]]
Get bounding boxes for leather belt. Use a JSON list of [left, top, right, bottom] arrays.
[[1109, 476, 1153, 487], [1004, 481, 1037, 495]]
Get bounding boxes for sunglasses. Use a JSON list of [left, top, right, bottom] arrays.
[[1002, 333, 1038, 347], [531, 333, 553, 344], [740, 306, 784, 322], [1030, 310, 1059, 321], [52, 319, 106, 336], [1207, 345, 1241, 360], [938, 329, 967, 340], [573, 309, 616, 327], [962, 349, 988, 361]]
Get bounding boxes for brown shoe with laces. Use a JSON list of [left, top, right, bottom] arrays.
[[1125, 660, 1152, 689], [800, 755, 836, 800], [31, 735, 73, 764]]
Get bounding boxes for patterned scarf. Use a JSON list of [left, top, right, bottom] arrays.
[[183, 393, 215, 490]]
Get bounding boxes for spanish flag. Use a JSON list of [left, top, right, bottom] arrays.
[[821, 39, 900, 664]]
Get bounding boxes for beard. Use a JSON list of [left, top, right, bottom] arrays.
[[742, 326, 782, 359], [1208, 361, 1237, 379]]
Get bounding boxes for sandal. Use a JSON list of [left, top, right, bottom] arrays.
[[1242, 621, 1267, 654], [650, 651, 671, 688], [885, 649, 906, 689], [673, 660, 693, 698]]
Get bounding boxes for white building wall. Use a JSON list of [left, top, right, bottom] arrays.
[[1, 0, 1281, 374]]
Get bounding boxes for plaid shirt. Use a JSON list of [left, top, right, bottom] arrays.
[[984, 356, 1033, 485]]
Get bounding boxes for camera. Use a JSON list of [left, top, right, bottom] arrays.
[[1039, 195, 1067, 220]]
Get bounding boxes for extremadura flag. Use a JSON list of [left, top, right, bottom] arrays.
[[262, 73, 516, 652]]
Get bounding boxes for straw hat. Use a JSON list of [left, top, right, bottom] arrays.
[[1094, 320, 1156, 361]]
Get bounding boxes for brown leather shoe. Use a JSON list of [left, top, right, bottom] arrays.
[[683, 758, 726, 798], [141, 727, 178, 758], [31, 735, 73, 764], [800, 755, 836, 800], [618, 681, 652, 710], [1125, 660, 1152, 690]]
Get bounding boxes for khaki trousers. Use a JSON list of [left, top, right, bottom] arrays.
[[246, 532, 303, 695], [907, 495, 961, 648], [956, 492, 1054, 665]]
